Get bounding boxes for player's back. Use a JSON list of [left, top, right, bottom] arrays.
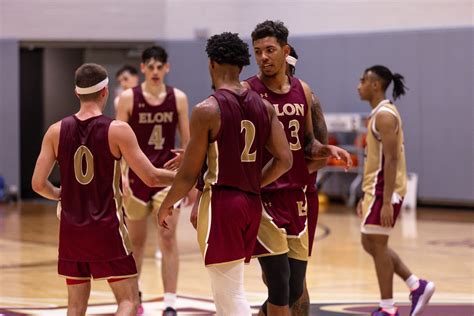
[[245, 75, 309, 192], [128, 85, 178, 168], [199, 88, 270, 194], [57, 115, 131, 261]]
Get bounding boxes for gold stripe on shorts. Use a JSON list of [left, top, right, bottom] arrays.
[[197, 189, 212, 261], [255, 207, 289, 257]]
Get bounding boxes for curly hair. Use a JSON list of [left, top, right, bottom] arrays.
[[251, 20, 289, 46], [205, 32, 250, 68]]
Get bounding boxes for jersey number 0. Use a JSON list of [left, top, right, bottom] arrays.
[[73, 145, 94, 185]]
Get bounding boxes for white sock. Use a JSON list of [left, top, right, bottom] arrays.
[[380, 299, 396, 313], [164, 292, 177, 309], [406, 274, 420, 291]]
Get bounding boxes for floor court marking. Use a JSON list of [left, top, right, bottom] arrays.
[[1, 294, 473, 315]]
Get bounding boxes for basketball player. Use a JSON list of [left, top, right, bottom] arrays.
[[114, 65, 139, 110], [31, 63, 176, 315], [116, 45, 193, 315], [286, 46, 328, 316], [243, 20, 351, 315], [357, 65, 435, 316], [157, 32, 292, 315]]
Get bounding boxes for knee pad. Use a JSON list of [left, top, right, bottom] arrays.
[[288, 258, 307, 307], [259, 254, 290, 306]]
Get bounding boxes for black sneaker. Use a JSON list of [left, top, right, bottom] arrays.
[[162, 306, 177, 316]]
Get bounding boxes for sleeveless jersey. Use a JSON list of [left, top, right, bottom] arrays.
[[306, 172, 318, 193], [246, 75, 309, 192], [363, 100, 407, 197], [57, 115, 132, 261], [198, 89, 271, 194], [128, 85, 178, 168]]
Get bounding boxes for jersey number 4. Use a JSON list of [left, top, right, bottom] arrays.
[[148, 124, 165, 150]]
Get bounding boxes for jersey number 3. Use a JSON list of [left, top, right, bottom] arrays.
[[241, 120, 257, 162], [74, 145, 94, 185]]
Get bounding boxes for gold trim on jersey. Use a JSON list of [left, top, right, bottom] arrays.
[[203, 142, 219, 190], [56, 201, 61, 220], [197, 188, 212, 262], [112, 160, 132, 255], [362, 101, 407, 198]]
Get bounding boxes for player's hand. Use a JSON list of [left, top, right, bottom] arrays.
[[164, 149, 184, 171], [318, 145, 352, 171], [356, 198, 363, 218], [380, 203, 394, 227], [190, 200, 199, 230], [183, 188, 198, 207], [157, 205, 173, 229]]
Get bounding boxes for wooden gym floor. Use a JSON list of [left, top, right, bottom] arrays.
[[0, 200, 473, 315]]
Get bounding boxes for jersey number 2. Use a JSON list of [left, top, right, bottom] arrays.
[[241, 120, 257, 162], [74, 145, 94, 185]]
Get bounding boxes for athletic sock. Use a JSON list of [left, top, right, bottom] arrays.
[[164, 292, 177, 309], [380, 299, 396, 314], [406, 274, 420, 291]]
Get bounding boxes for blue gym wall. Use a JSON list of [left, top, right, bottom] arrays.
[[0, 27, 472, 203], [166, 27, 474, 203]]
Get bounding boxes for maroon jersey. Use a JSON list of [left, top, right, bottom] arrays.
[[198, 89, 271, 194], [128, 85, 178, 169], [246, 75, 309, 191], [306, 172, 317, 193], [57, 115, 131, 261]]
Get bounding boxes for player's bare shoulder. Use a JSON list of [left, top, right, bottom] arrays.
[[298, 79, 314, 95], [241, 81, 251, 89], [116, 88, 134, 119], [109, 119, 133, 136], [261, 98, 277, 120], [118, 87, 134, 101], [173, 87, 189, 114], [173, 87, 188, 101], [48, 120, 62, 135], [193, 96, 219, 120]]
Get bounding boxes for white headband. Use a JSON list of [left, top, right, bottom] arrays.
[[286, 56, 297, 67], [75, 77, 109, 95]]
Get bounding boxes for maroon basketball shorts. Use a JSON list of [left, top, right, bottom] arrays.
[[361, 193, 404, 235], [58, 254, 138, 281], [306, 190, 319, 257], [124, 169, 169, 220], [253, 189, 309, 261], [197, 186, 262, 266]]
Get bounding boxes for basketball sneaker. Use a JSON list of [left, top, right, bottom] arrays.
[[371, 307, 399, 316], [162, 306, 177, 316], [409, 279, 435, 316]]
